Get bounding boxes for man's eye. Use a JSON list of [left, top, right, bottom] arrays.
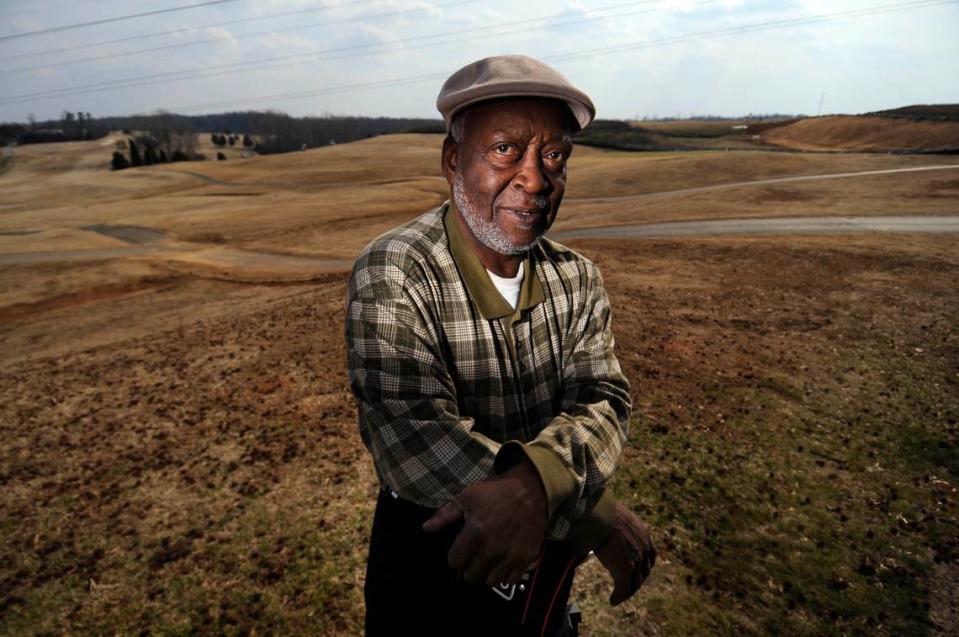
[[546, 151, 567, 162], [494, 143, 513, 154]]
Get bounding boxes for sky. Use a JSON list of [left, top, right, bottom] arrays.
[[1, 0, 957, 123]]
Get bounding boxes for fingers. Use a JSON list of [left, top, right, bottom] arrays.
[[447, 524, 480, 572], [453, 539, 528, 588], [485, 557, 515, 588], [631, 562, 649, 595], [612, 546, 657, 606], [502, 567, 525, 587], [464, 549, 500, 586], [464, 543, 527, 587], [643, 543, 657, 578], [422, 499, 464, 533], [631, 552, 652, 595], [609, 568, 633, 606], [634, 539, 656, 586]]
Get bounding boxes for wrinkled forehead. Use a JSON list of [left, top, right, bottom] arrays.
[[461, 97, 577, 141]]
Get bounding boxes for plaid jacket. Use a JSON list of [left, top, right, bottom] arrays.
[[346, 202, 631, 539]]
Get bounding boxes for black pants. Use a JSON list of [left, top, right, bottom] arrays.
[[364, 489, 583, 637]]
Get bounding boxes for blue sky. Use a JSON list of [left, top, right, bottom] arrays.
[[1, 0, 956, 122]]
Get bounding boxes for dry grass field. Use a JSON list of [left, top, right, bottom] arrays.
[[579, 112, 959, 154], [1, 131, 957, 636], [760, 116, 959, 153]]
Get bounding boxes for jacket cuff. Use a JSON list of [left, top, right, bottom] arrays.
[[494, 441, 577, 520], [561, 488, 617, 555]]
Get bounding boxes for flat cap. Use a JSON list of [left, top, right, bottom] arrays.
[[436, 55, 595, 132]]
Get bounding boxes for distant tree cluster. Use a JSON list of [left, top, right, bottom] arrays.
[[210, 132, 254, 148], [110, 149, 129, 171], [574, 119, 662, 151], [3, 110, 105, 145], [110, 112, 202, 170], [211, 132, 232, 147], [243, 113, 444, 154]]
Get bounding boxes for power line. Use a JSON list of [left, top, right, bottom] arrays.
[[0, 0, 383, 63], [167, 0, 958, 114], [0, 0, 696, 104], [0, 0, 108, 23], [0, 0, 241, 42], [543, 0, 956, 63], [3, 0, 954, 110], [2, 0, 481, 75], [178, 72, 453, 112]]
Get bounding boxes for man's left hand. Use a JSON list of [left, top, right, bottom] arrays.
[[422, 459, 548, 587], [594, 501, 656, 606]]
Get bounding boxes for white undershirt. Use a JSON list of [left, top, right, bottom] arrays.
[[485, 261, 525, 310]]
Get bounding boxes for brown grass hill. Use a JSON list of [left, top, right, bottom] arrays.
[[866, 104, 959, 121], [760, 115, 959, 153]]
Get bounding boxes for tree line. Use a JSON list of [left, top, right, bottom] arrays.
[[110, 135, 200, 170], [1, 109, 445, 156], [1, 110, 101, 144], [184, 110, 443, 154]]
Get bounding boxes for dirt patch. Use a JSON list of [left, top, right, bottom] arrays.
[[181, 232, 227, 244], [746, 119, 802, 134], [752, 186, 820, 203], [81, 224, 167, 244], [0, 275, 180, 324], [926, 179, 959, 202], [927, 178, 959, 192]]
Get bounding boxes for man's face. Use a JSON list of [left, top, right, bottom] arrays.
[[444, 98, 574, 256]]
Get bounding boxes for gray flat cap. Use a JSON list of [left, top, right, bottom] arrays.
[[436, 55, 595, 132]]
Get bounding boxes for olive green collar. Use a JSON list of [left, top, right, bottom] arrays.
[[443, 201, 545, 320]]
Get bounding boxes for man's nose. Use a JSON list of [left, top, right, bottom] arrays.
[[513, 151, 549, 195]]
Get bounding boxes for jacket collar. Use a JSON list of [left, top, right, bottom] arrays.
[[443, 201, 545, 320]]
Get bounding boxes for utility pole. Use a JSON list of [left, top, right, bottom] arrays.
[[817, 93, 825, 117]]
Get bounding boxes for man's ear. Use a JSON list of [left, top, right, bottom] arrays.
[[441, 136, 458, 187]]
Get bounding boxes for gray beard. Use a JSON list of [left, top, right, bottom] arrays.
[[452, 168, 544, 256]]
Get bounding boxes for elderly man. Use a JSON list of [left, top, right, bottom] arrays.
[[346, 55, 655, 636]]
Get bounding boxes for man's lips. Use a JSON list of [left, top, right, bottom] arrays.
[[500, 206, 548, 218], [499, 206, 551, 233]]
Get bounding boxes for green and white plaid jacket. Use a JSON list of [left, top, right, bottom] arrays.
[[346, 201, 631, 540]]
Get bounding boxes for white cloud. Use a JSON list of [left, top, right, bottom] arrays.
[[2, 0, 956, 121], [202, 27, 236, 42]]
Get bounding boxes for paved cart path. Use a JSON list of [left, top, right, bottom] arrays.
[[549, 215, 959, 240], [567, 164, 959, 204]]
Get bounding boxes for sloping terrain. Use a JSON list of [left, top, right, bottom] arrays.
[[1, 132, 957, 636], [761, 115, 959, 152], [1, 233, 956, 636], [561, 107, 959, 153], [866, 104, 959, 121]]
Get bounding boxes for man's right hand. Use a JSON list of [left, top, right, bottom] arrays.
[[422, 459, 548, 587], [594, 501, 656, 606]]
